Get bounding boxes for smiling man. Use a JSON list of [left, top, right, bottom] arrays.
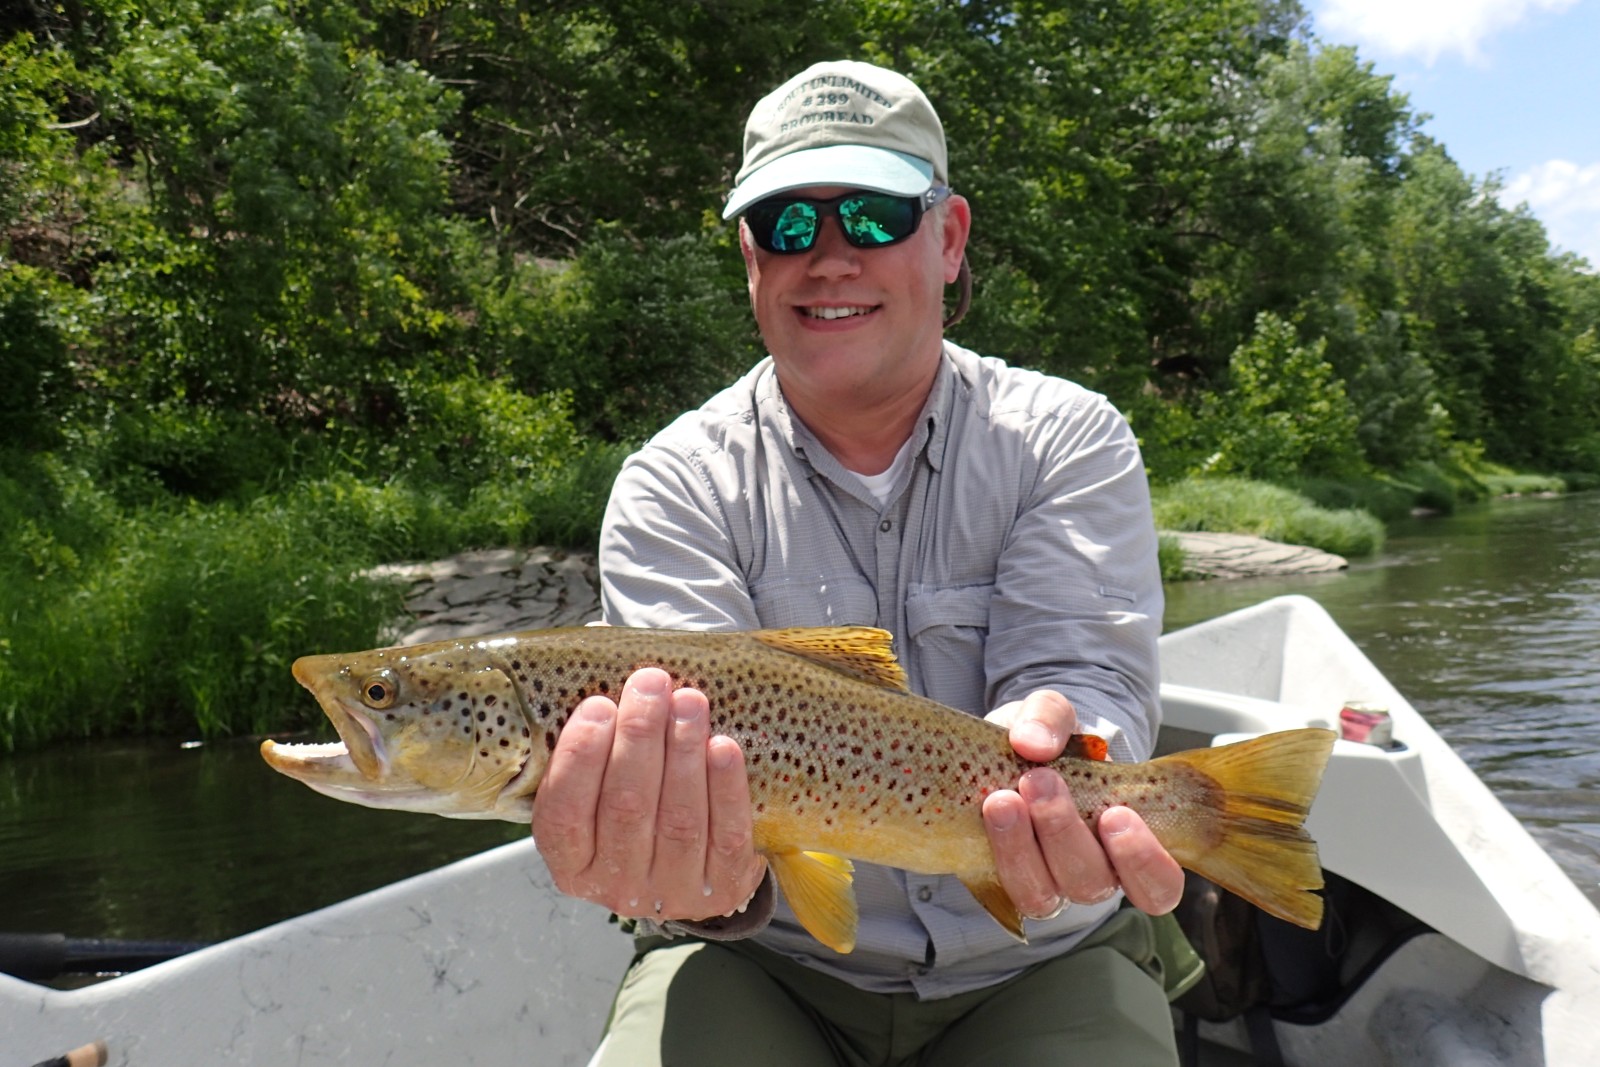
[[532, 60, 1183, 1066]]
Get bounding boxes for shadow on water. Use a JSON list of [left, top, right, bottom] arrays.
[[4, 493, 1597, 947], [1165, 491, 1600, 909]]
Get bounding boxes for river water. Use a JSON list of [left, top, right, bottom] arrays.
[[3, 492, 1597, 953], [1164, 490, 1600, 909]]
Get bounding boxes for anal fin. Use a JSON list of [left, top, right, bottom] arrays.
[[959, 875, 1028, 943], [768, 849, 858, 954]]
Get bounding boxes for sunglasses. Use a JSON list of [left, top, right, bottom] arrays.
[[744, 186, 953, 254]]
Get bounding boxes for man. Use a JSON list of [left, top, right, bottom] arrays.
[[532, 59, 1184, 1065]]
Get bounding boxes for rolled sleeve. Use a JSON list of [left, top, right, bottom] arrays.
[[985, 393, 1164, 761]]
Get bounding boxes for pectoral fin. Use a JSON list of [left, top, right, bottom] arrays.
[[768, 849, 858, 954], [959, 875, 1028, 943]]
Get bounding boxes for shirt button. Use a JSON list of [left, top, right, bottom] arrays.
[[917, 885, 933, 903], [879, 519, 893, 533]]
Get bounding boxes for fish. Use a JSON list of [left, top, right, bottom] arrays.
[[261, 625, 1336, 952]]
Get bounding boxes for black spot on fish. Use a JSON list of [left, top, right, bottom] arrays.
[[485, 694, 497, 707]]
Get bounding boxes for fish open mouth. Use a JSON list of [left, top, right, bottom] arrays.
[[261, 654, 390, 781]]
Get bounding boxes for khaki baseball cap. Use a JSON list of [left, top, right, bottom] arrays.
[[722, 60, 948, 220]]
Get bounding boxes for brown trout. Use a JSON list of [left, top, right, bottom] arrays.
[[261, 625, 1335, 951]]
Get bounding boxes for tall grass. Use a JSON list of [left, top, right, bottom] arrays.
[[0, 441, 628, 751], [1152, 476, 1385, 558]]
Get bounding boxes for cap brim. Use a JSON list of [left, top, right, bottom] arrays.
[[723, 145, 934, 219]]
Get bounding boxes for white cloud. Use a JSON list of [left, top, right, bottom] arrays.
[[1502, 160, 1600, 267], [1312, 0, 1580, 64]]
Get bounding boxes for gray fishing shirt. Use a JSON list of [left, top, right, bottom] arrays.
[[598, 340, 1164, 998]]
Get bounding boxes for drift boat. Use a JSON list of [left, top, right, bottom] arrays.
[[4, 596, 1597, 1065]]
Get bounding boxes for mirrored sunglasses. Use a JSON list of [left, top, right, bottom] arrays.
[[745, 186, 953, 254]]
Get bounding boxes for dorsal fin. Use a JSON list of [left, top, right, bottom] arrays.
[[748, 626, 909, 691]]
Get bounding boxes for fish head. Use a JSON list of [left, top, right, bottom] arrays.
[[260, 638, 545, 821]]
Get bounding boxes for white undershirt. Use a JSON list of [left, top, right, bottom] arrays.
[[848, 436, 917, 507]]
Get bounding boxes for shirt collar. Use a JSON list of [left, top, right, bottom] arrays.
[[755, 348, 956, 475]]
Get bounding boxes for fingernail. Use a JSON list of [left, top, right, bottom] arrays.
[[577, 700, 613, 725], [988, 802, 1019, 830], [1100, 807, 1132, 837], [1016, 719, 1057, 753], [630, 670, 669, 698], [1024, 770, 1060, 799], [672, 700, 704, 725], [707, 737, 738, 770]]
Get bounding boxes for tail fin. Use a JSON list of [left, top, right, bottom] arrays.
[[1156, 728, 1336, 930]]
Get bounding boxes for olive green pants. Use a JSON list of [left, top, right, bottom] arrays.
[[591, 910, 1179, 1067]]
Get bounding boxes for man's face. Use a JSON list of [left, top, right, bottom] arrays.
[[739, 185, 970, 412]]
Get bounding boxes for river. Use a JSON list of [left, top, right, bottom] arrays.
[[2, 492, 1596, 955], [1163, 490, 1600, 909]]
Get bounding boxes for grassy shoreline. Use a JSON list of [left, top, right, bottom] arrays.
[[2, 457, 1583, 752]]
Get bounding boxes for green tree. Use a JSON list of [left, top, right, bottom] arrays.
[[1202, 311, 1364, 480]]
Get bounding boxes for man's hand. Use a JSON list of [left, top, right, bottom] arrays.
[[981, 690, 1184, 920], [530, 667, 766, 921]]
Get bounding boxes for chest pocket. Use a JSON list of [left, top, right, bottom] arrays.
[[904, 583, 994, 714], [750, 575, 877, 630]]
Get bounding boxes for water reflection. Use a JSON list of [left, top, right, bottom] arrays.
[[0, 736, 522, 944]]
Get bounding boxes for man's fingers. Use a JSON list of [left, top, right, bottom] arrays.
[[1021, 770, 1117, 905], [1004, 690, 1078, 763], [590, 668, 674, 912], [982, 789, 1062, 920], [702, 734, 765, 918], [530, 694, 616, 893], [1099, 806, 1184, 915], [649, 685, 713, 912]]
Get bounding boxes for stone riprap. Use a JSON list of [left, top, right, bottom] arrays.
[[1168, 531, 1347, 580], [370, 533, 1343, 645], [369, 547, 602, 645]]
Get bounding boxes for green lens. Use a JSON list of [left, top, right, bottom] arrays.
[[839, 195, 913, 246], [770, 201, 819, 252]]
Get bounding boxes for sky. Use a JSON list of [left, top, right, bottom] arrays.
[[1304, 0, 1600, 269]]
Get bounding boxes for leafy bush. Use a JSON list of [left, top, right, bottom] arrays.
[[1199, 312, 1366, 482], [486, 229, 761, 441]]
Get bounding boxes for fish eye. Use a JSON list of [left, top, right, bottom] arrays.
[[359, 669, 399, 709]]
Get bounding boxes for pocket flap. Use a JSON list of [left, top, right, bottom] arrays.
[[905, 583, 993, 638]]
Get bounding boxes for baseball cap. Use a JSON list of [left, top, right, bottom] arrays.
[[722, 60, 948, 220]]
